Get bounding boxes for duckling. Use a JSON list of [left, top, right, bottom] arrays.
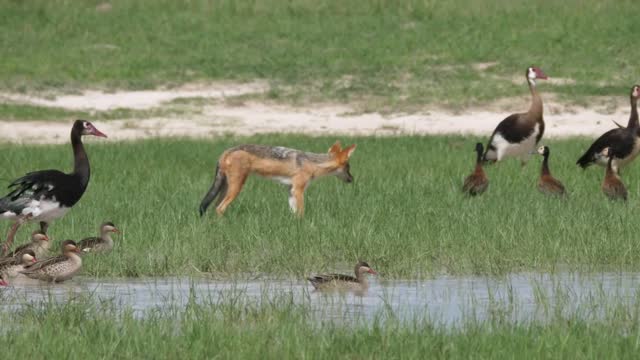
[[536, 145, 566, 196], [78, 221, 119, 254], [307, 261, 377, 292], [462, 143, 489, 196], [20, 240, 82, 283], [602, 147, 628, 201], [6, 230, 50, 258], [0, 249, 37, 284]]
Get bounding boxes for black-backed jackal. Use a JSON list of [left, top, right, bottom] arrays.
[[199, 141, 356, 217]]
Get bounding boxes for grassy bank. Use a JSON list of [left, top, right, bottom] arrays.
[[0, 134, 638, 277], [1, 0, 638, 110], [4, 294, 640, 359]]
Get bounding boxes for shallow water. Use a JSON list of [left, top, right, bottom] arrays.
[[3, 272, 640, 326]]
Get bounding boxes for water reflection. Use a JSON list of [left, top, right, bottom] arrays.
[[2, 271, 639, 326]]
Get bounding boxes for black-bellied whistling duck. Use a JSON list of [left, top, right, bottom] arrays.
[[577, 85, 640, 170], [307, 261, 377, 292], [20, 240, 82, 283], [483, 66, 548, 165], [462, 142, 489, 196], [601, 148, 628, 201], [0, 120, 106, 255], [0, 249, 36, 285], [6, 230, 49, 259], [536, 146, 566, 196], [78, 221, 119, 254]]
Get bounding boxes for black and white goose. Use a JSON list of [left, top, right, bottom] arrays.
[[612, 85, 640, 129], [483, 66, 548, 164], [577, 85, 640, 170], [0, 120, 106, 255]]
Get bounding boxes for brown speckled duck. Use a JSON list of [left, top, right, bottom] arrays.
[[78, 221, 119, 254], [6, 230, 50, 259], [20, 240, 82, 283], [0, 249, 36, 286], [307, 261, 377, 292]]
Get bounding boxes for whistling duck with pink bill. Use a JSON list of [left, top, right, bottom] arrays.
[[601, 148, 628, 202], [0, 249, 36, 286], [0, 120, 106, 256], [483, 66, 548, 165], [536, 146, 566, 197], [462, 143, 489, 196], [577, 85, 640, 171], [307, 261, 377, 293], [20, 240, 82, 283], [6, 230, 50, 259]]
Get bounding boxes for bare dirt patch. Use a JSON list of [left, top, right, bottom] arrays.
[[0, 81, 269, 111], [0, 83, 632, 144]]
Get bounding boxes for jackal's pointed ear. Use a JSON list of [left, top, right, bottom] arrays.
[[328, 141, 342, 155], [342, 144, 356, 159]]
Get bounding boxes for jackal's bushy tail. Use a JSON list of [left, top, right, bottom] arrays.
[[199, 162, 226, 216]]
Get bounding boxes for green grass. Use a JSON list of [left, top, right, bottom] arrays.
[[0, 135, 638, 277], [0, 102, 201, 121], [4, 293, 640, 359], [1, 0, 639, 110]]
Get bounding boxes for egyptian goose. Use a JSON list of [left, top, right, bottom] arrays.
[[20, 240, 82, 283], [0, 249, 36, 285], [601, 148, 628, 201], [78, 221, 119, 254], [462, 142, 489, 196], [536, 146, 566, 196], [0, 120, 106, 255], [483, 66, 548, 164], [577, 85, 640, 170], [307, 261, 377, 292], [6, 230, 50, 258]]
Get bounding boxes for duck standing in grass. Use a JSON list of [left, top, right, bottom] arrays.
[[483, 66, 548, 165], [535, 146, 566, 196], [78, 221, 119, 254], [0, 120, 107, 255], [20, 240, 82, 283], [0, 250, 36, 286], [601, 148, 628, 201], [462, 143, 489, 196], [307, 261, 377, 293], [6, 230, 50, 258]]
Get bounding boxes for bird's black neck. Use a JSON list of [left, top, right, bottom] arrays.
[[475, 148, 483, 165], [606, 157, 616, 178], [71, 128, 90, 186], [541, 153, 550, 176], [628, 96, 638, 129]]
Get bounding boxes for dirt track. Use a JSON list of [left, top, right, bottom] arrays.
[[0, 83, 629, 144]]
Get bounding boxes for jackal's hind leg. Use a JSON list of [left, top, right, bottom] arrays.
[[215, 174, 247, 216]]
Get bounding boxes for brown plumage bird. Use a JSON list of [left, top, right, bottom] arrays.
[[602, 147, 628, 201], [307, 261, 377, 292], [463, 143, 489, 196], [536, 146, 566, 196]]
